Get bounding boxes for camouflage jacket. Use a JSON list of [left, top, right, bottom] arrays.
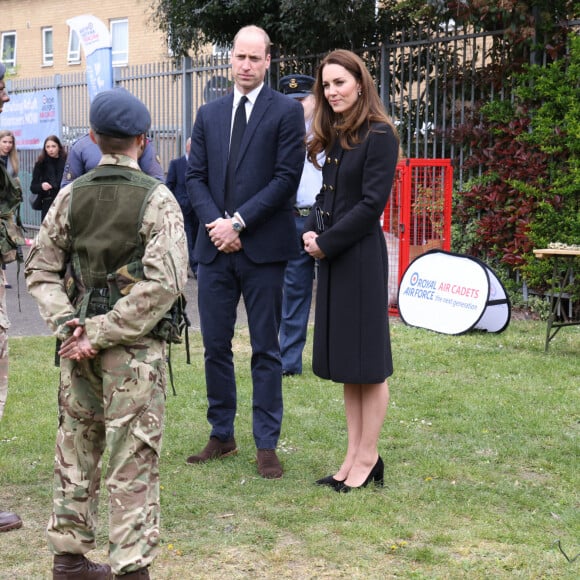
[[24, 154, 188, 349]]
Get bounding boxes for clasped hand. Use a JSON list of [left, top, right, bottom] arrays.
[[303, 231, 325, 259], [58, 319, 98, 361], [206, 218, 242, 253]]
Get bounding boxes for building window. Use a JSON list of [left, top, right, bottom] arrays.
[[111, 19, 128, 67], [213, 44, 230, 57], [42, 27, 53, 66], [1, 32, 16, 69], [68, 29, 81, 64]]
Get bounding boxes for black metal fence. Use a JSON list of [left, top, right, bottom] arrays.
[[7, 22, 578, 228]]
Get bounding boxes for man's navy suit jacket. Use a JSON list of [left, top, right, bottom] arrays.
[[186, 85, 305, 265], [166, 155, 193, 215]]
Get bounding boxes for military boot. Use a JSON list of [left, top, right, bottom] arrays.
[[52, 554, 112, 580], [0, 510, 22, 532]]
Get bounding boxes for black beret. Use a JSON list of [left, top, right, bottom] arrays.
[[90, 88, 151, 137], [279, 74, 315, 99]]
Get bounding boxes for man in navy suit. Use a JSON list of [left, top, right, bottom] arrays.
[[186, 25, 305, 479], [166, 138, 199, 276]]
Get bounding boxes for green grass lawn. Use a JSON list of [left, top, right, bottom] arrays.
[[1, 319, 578, 579]]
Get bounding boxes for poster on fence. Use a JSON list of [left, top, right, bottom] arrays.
[[1, 89, 60, 149], [398, 250, 511, 335]]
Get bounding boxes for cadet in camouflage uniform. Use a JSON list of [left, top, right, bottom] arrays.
[[0, 62, 12, 424], [25, 88, 188, 580], [0, 59, 24, 535]]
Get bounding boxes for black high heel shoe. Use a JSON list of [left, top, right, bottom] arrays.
[[315, 474, 345, 490], [334, 456, 384, 493]]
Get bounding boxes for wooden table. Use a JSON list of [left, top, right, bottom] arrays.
[[533, 248, 580, 351]]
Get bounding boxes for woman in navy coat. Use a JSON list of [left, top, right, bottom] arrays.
[[303, 49, 400, 492]]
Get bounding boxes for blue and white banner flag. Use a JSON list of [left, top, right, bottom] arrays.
[[67, 14, 113, 102]]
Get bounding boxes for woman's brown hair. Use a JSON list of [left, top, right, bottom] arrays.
[[307, 49, 399, 167], [36, 135, 67, 164]]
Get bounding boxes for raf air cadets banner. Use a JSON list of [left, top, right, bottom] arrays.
[[398, 250, 511, 335], [67, 15, 113, 103]]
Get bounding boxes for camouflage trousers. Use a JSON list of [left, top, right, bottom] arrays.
[[47, 337, 166, 575], [0, 328, 7, 421], [0, 278, 8, 421]]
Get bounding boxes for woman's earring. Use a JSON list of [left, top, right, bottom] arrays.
[[358, 90, 362, 97]]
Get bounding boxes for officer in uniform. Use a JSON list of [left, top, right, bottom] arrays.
[[61, 132, 164, 187], [0, 61, 23, 535], [278, 74, 323, 376], [25, 88, 188, 580]]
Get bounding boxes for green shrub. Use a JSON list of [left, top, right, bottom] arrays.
[[453, 33, 580, 301]]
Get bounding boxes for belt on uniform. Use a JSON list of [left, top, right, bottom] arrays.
[[294, 207, 312, 217]]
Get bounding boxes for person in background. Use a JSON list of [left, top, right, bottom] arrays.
[[25, 87, 188, 579], [166, 137, 199, 277], [0, 129, 19, 180], [30, 135, 67, 220], [0, 129, 19, 288], [61, 132, 164, 187], [0, 61, 23, 534], [185, 25, 305, 479], [277, 74, 323, 377], [303, 49, 400, 493]]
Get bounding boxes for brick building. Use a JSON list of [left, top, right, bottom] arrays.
[[1, 0, 172, 78]]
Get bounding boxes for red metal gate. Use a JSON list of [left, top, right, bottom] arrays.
[[383, 158, 453, 314]]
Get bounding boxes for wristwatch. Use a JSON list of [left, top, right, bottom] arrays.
[[232, 219, 244, 233]]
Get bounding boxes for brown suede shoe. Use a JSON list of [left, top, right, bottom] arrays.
[[257, 448, 283, 479], [186, 436, 238, 464], [0, 510, 22, 532], [114, 567, 150, 579], [53, 554, 112, 580]]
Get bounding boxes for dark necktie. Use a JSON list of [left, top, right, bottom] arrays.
[[225, 95, 248, 215]]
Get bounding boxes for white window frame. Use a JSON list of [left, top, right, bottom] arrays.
[[1, 32, 16, 69], [68, 29, 81, 65], [110, 18, 128, 67], [42, 27, 53, 66]]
